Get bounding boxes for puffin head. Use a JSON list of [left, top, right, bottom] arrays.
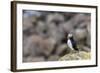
[[67, 33, 73, 39]]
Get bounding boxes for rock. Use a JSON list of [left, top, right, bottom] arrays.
[[47, 22, 65, 44], [61, 14, 91, 33], [82, 46, 91, 52], [74, 28, 88, 41], [23, 56, 45, 62], [71, 14, 88, 26], [59, 51, 91, 61], [31, 57, 45, 62], [87, 22, 91, 34], [36, 20, 49, 38], [23, 56, 32, 62], [46, 13, 65, 24], [64, 13, 76, 21], [78, 22, 87, 29], [86, 22, 91, 47], [47, 55, 59, 61], [23, 10, 42, 17], [62, 22, 73, 33], [56, 44, 69, 56], [23, 36, 33, 57], [23, 15, 37, 30], [86, 35, 91, 47], [23, 16, 38, 36], [23, 35, 56, 59]]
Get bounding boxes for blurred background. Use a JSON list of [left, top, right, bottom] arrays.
[[23, 10, 91, 62]]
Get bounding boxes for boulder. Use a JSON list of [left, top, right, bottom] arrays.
[[47, 55, 59, 61], [36, 20, 49, 38], [55, 44, 69, 56], [23, 35, 56, 60], [46, 13, 65, 24], [74, 28, 88, 41], [23, 56, 45, 62]]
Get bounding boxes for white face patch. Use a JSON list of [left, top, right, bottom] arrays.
[[68, 33, 73, 38]]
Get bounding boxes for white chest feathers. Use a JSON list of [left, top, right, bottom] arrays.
[[67, 39, 74, 50]]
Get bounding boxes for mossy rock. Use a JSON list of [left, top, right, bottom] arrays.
[[59, 51, 91, 61]]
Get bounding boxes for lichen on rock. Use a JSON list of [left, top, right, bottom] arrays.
[[59, 51, 91, 61]]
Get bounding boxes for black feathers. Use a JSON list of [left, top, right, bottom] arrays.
[[69, 37, 79, 51]]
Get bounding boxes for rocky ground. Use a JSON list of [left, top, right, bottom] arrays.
[[59, 51, 91, 61], [23, 10, 91, 62]]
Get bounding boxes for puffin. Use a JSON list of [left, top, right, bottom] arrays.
[[67, 33, 79, 51]]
